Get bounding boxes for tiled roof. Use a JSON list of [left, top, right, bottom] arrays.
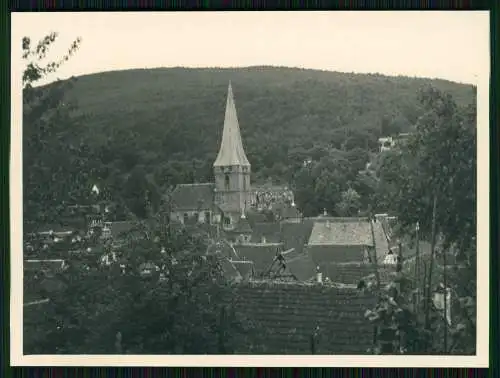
[[207, 241, 240, 259], [250, 222, 282, 243], [359, 265, 398, 288], [218, 257, 242, 282], [281, 221, 314, 255], [230, 281, 377, 354], [110, 221, 136, 239], [233, 216, 252, 234], [245, 210, 269, 225], [308, 219, 373, 246], [372, 220, 390, 264], [281, 248, 317, 282], [231, 260, 255, 280], [307, 245, 366, 264], [24, 259, 66, 273], [171, 183, 215, 211], [319, 262, 376, 285], [234, 243, 283, 275], [279, 205, 302, 220]]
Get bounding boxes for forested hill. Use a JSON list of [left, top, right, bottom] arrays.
[[26, 66, 475, 220]]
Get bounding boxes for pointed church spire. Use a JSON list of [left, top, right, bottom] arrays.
[[213, 81, 250, 167]]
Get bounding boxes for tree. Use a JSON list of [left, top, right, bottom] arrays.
[[24, 216, 261, 354], [22, 32, 83, 230], [365, 86, 477, 355], [335, 188, 361, 216]]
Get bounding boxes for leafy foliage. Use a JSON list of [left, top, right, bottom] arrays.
[[23, 33, 84, 231], [364, 86, 477, 355], [22, 33, 259, 355], [24, 219, 259, 354], [24, 66, 475, 220], [22, 33, 477, 355]]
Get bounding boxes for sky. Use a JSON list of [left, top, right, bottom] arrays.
[[12, 11, 489, 86]]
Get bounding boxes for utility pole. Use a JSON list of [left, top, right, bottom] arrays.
[[397, 241, 403, 353], [415, 221, 420, 308], [369, 218, 381, 289], [425, 194, 438, 330], [443, 244, 448, 353]]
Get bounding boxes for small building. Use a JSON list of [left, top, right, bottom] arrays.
[[378, 136, 394, 152], [169, 183, 219, 225], [304, 217, 389, 283]]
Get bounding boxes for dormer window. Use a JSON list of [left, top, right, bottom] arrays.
[[224, 174, 230, 190]]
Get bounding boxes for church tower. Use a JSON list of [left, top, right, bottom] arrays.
[[213, 82, 251, 229]]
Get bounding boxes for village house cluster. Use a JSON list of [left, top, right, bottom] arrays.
[[24, 83, 454, 354]]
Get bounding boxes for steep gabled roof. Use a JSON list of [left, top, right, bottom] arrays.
[[281, 221, 314, 255], [171, 183, 215, 211], [218, 257, 242, 282], [308, 219, 373, 246], [230, 281, 377, 354], [234, 243, 283, 275], [213, 82, 250, 167], [281, 248, 317, 282], [249, 222, 282, 243], [231, 260, 255, 280], [279, 204, 302, 220], [233, 215, 252, 234]]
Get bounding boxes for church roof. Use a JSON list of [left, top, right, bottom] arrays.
[[213, 82, 251, 168], [171, 183, 215, 211]]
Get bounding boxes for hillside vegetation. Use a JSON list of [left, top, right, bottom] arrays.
[[24, 66, 475, 221]]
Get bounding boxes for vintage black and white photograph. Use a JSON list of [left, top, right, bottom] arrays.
[[11, 11, 489, 365]]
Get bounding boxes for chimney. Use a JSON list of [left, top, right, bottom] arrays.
[[316, 266, 323, 284], [261, 235, 267, 244], [323, 208, 328, 217]]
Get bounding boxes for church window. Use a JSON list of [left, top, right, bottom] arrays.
[[224, 174, 230, 190]]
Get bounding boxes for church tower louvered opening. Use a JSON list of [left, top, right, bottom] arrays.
[[213, 82, 252, 229]]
